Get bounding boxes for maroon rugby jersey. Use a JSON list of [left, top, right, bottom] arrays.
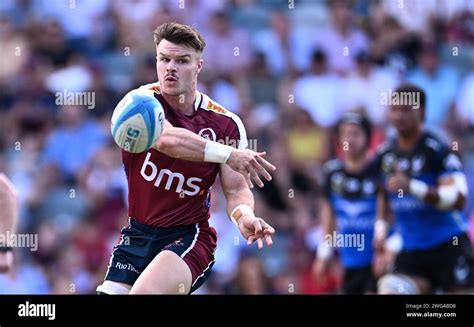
[[122, 82, 248, 227]]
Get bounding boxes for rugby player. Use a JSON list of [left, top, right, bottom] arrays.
[[96, 22, 275, 295], [375, 84, 473, 294], [313, 112, 387, 293]]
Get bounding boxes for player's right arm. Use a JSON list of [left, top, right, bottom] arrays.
[[0, 173, 18, 273], [154, 120, 276, 188], [312, 198, 336, 282], [373, 187, 393, 251]]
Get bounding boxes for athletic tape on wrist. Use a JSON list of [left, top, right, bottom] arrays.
[[230, 204, 254, 227], [409, 179, 429, 200], [204, 141, 233, 164]]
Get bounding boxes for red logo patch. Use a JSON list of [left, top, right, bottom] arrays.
[[207, 100, 226, 114], [164, 237, 185, 249]]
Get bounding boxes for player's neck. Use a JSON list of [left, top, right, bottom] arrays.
[[162, 90, 196, 116], [397, 127, 422, 152], [344, 153, 368, 173]]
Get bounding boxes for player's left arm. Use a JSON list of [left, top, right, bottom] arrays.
[[387, 152, 468, 210], [431, 172, 467, 210], [414, 150, 468, 210], [219, 163, 275, 249]]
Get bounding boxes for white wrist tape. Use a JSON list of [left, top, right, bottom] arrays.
[[317, 242, 333, 260], [204, 141, 233, 164], [453, 172, 468, 196], [437, 184, 459, 210], [409, 179, 429, 200], [436, 173, 468, 210], [230, 204, 254, 227], [374, 220, 389, 240], [384, 233, 403, 254]]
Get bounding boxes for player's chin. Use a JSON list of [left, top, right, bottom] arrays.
[[161, 83, 182, 95]]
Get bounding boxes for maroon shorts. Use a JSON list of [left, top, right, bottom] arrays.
[[103, 218, 217, 293]]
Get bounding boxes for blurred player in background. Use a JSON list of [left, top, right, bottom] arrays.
[[0, 174, 18, 273], [313, 112, 385, 293], [96, 22, 275, 295], [375, 84, 473, 294]]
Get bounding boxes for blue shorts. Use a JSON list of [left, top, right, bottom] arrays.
[[394, 233, 474, 291], [103, 218, 217, 293]]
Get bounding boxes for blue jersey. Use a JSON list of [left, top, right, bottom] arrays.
[[375, 131, 467, 251], [322, 159, 379, 268]]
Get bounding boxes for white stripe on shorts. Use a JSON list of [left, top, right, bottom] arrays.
[[180, 223, 200, 259], [191, 258, 215, 288]]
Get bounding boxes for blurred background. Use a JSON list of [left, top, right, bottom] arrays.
[[0, 0, 473, 294]]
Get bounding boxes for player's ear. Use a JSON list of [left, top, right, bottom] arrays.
[[196, 57, 203, 75]]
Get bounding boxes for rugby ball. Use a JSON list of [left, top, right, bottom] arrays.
[[111, 89, 165, 153]]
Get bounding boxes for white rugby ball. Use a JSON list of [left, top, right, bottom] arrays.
[[111, 89, 165, 153]]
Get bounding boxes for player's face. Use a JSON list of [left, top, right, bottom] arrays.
[[156, 39, 203, 96], [339, 123, 367, 158], [389, 104, 421, 136]]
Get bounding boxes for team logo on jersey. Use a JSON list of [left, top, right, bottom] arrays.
[[140, 152, 203, 196], [382, 153, 396, 173], [207, 100, 227, 114], [164, 237, 185, 249], [344, 202, 370, 219], [411, 155, 425, 174], [344, 178, 360, 193], [198, 128, 217, 142], [362, 180, 376, 195], [331, 173, 344, 193], [397, 158, 411, 172], [148, 84, 161, 94], [334, 198, 373, 220]]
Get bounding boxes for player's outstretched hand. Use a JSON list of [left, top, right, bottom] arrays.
[[0, 251, 13, 273], [227, 150, 276, 188], [238, 215, 275, 249]]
